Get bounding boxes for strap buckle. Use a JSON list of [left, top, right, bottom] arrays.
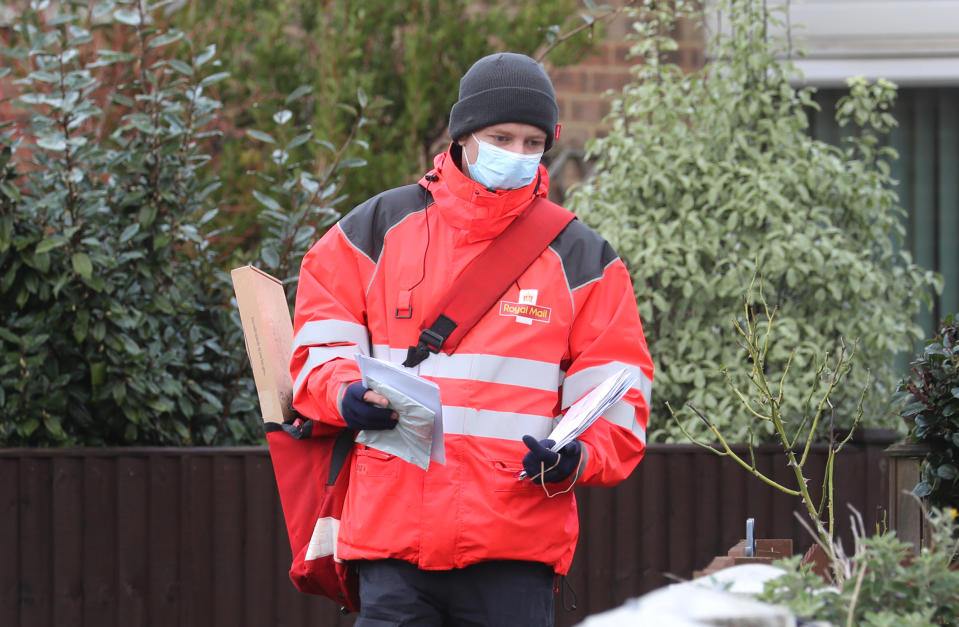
[[419, 328, 445, 353], [402, 328, 447, 368]]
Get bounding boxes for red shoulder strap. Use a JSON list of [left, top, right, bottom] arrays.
[[403, 196, 575, 367]]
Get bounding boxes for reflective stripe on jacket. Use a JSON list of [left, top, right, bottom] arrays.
[[291, 147, 654, 574]]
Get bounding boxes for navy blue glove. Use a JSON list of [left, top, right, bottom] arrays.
[[522, 435, 582, 483], [341, 382, 397, 430]]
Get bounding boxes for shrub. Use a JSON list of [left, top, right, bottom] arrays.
[[169, 0, 607, 255], [0, 1, 374, 446], [0, 1, 258, 445], [567, 0, 941, 442], [760, 507, 959, 626], [896, 313, 959, 509]]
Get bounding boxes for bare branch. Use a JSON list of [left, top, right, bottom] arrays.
[[667, 401, 728, 455], [687, 403, 801, 496], [800, 342, 851, 467], [536, 2, 639, 62], [728, 381, 773, 422]]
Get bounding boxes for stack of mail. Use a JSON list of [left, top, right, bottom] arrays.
[[547, 367, 637, 452]]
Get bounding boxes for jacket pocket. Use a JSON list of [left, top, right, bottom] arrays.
[[490, 458, 538, 493], [353, 446, 398, 478]]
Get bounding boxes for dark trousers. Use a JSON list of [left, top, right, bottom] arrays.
[[355, 559, 555, 627]]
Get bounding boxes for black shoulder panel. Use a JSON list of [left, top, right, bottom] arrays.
[[338, 184, 432, 263], [549, 219, 620, 291]]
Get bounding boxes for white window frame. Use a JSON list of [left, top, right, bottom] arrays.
[[706, 0, 959, 87]]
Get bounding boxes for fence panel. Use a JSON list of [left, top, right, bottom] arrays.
[[0, 433, 895, 627]]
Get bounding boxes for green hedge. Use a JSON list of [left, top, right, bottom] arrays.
[[0, 2, 263, 445], [568, 0, 942, 442], [169, 0, 599, 261], [0, 0, 605, 446]]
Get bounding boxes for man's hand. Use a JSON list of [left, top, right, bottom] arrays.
[[342, 381, 398, 430], [522, 436, 582, 483]]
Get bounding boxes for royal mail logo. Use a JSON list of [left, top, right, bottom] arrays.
[[499, 300, 551, 323], [501, 289, 550, 325]]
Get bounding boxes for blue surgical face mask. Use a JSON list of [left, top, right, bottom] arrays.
[[464, 134, 543, 190]]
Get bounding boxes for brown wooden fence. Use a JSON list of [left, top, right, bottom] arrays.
[[0, 430, 898, 627]]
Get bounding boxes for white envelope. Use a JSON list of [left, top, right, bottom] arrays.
[[355, 354, 445, 468]]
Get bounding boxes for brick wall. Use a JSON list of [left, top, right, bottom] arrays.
[[0, 8, 708, 194], [0, 20, 18, 125], [544, 10, 705, 198], [549, 11, 706, 151]]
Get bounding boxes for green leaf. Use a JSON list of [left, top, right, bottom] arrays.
[[113, 9, 142, 26], [147, 30, 183, 49], [0, 327, 21, 344], [247, 129, 276, 144], [119, 223, 140, 243], [900, 401, 927, 418], [73, 309, 90, 343], [36, 236, 68, 254], [37, 134, 66, 151], [166, 59, 194, 76], [110, 92, 136, 107], [44, 416, 67, 441], [194, 44, 217, 67], [286, 132, 312, 149], [71, 252, 93, 278], [200, 72, 230, 87], [0, 182, 20, 202], [27, 71, 58, 84], [120, 334, 142, 356], [96, 50, 138, 65], [284, 85, 312, 103], [175, 421, 191, 442], [937, 464, 958, 481], [252, 190, 282, 212], [261, 246, 279, 269], [152, 233, 170, 250], [925, 343, 947, 356], [19, 418, 40, 436], [337, 157, 367, 170]]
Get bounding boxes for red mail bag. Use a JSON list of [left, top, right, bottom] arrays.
[[265, 419, 360, 612]]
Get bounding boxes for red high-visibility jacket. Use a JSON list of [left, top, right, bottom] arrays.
[[291, 148, 654, 575]]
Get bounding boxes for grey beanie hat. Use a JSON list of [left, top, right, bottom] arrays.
[[449, 52, 559, 151]]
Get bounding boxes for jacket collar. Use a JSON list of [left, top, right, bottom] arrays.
[[418, 145, 551, 242]]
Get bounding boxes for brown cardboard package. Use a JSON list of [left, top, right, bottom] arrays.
[[231, 265, 294, 424]]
